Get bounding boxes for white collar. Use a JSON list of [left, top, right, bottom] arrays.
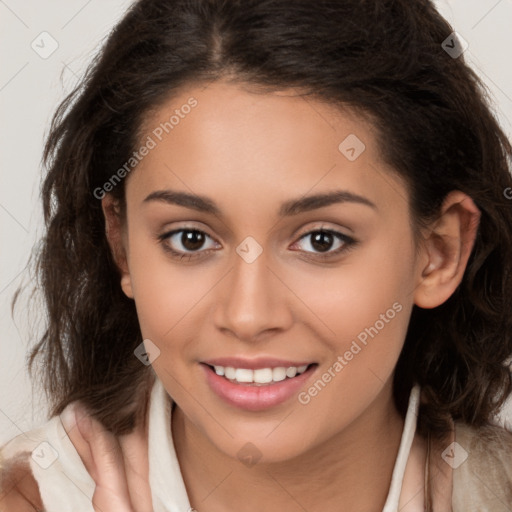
[[382, 384, 421, 511], [148, 376, 192, 512], [148, 377, 421, 512]]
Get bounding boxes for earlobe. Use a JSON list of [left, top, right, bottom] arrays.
[[414, 191, 480, 309], [101, 194, 134, 299]]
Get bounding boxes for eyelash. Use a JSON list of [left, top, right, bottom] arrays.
[[157, 227, 357, 262]]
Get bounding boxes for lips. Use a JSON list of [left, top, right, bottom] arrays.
[[200, 359, 318, 411]]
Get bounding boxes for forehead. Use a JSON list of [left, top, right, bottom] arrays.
[[126, 80, 406, 214], [138, 80, 379, 161]]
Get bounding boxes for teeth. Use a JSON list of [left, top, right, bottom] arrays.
[[254, 368, 273, 384], [273, 367, 287, 382], [235, 368, 253, 382], [225, 367, 236, 380], [285, 367, 297, 378], [211, 364, 311, 384]]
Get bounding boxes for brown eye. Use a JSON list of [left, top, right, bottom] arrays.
[[309, 231, 336, 252], [158, 228, 219, 260], [292, 229, 357, 259], [180, 230, 207, 251]]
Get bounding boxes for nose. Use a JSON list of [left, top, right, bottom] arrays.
[[213, 248, 294, 342]]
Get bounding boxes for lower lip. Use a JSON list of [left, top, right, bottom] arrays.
[[201, 363, 317, 411]]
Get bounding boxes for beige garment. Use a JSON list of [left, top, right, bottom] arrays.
[[0, 379, 421, 511], [451, 422, 512, 511], [421, 418, 512, 511], [1, 379, 512, 511]]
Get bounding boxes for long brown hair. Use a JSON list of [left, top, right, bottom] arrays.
[[14, 0, 512, 438]]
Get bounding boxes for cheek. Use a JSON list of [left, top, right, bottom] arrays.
[[124, 227, 214, 341], [285, 233, 415, 368], [285, 238, 415, 432]]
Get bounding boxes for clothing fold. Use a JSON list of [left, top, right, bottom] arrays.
[[1, 377, 511, 511]]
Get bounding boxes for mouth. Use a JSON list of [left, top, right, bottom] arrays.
[[203, 363, 316, 386], [200, 361, 319, 411]]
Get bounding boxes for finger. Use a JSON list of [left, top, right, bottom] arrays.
[[62, 403, 152, 512], [73, 404, 136, 512], [118, 425, 154, 512], [61, 403, 97, 482]]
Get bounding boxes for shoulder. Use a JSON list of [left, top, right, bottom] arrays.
[[455, 421, 512, 467], [0, 452, 43, 511], [0, 414, 65, 512], [451, 421, 512, 511]]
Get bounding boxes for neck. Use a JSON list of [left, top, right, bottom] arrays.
[[172, 381, 405, 512]]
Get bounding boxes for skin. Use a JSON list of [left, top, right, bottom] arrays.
[[65, 80, 479, 511]]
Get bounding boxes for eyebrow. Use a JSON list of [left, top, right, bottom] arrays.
[[143, 189, 377, 216]]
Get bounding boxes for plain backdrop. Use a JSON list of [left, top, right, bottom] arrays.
[[1, 0, 512, 446]]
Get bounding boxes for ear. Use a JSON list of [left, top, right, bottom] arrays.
[[414, 191, 480, 309], [101, 194, 134, 299]]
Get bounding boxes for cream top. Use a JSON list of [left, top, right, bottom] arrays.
[[1, 377, 422, 511]]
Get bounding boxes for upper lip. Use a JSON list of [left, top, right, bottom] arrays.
[[202, 357, 315, 370]]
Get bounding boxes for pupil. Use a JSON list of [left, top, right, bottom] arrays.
[[311, 232, 333, 252], [182, 230, 204, 251], [179, 231, 334, 253]]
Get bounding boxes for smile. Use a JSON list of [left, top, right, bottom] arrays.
[[200, 362, 318, 411], [209, 364, 310, 385]]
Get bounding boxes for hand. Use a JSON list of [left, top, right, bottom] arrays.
[[61, 402, 153, 512]]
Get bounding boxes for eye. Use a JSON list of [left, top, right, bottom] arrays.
[[291, 228, 356, 259], [158, 228, 219, 260], [158, 226, 357, 262]]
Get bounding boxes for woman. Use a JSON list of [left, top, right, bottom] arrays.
[[1, 0, 512, 510]]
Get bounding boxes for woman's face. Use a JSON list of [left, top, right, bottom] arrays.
[[116, 80, 424, 463]]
